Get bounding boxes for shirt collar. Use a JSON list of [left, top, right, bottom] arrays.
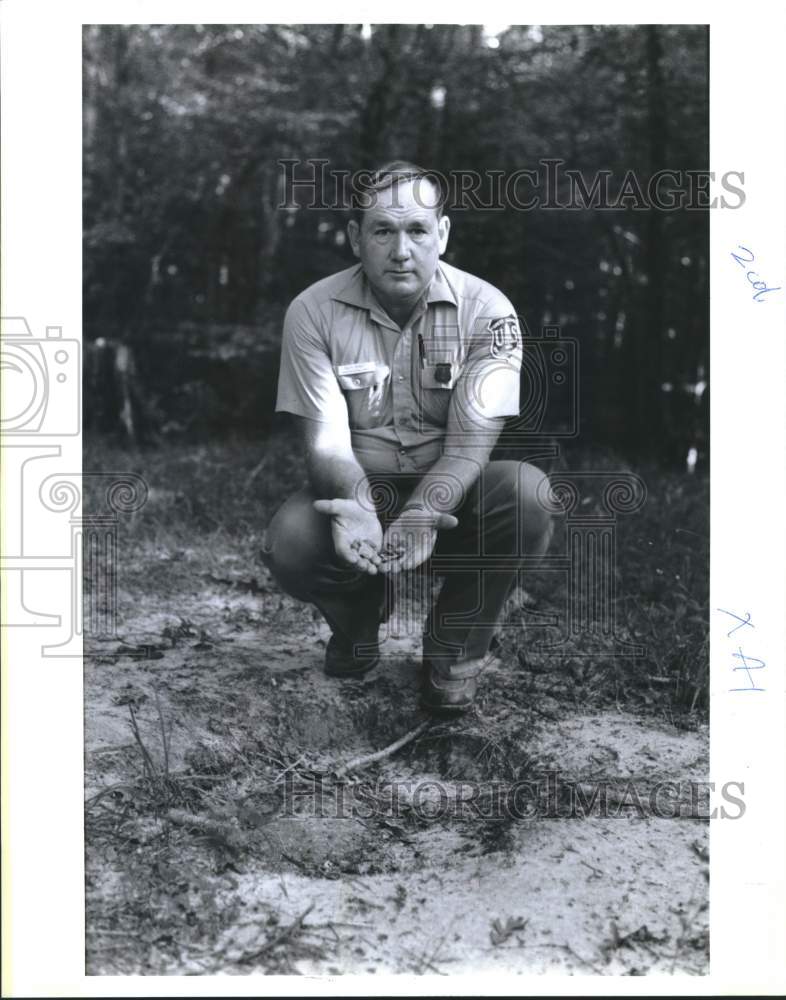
[[425, 264, 458, 306], [330, 263, 458, 320]]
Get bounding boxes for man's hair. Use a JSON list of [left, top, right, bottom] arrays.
[[351, 160, 446, 225]]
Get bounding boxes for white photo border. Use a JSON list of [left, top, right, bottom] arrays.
[[2, 1, 784, 995]]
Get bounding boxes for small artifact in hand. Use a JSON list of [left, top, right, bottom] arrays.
[[379, 542, 406, 563]]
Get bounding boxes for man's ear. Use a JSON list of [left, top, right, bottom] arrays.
[[437, 215, 451, 255], [347, 219, 361, 258]]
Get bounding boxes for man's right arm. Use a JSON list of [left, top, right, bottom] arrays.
[[294, 415, 383, 574], [276, 297, 382, 573], [293, 414, 368, 502], [276, 296, 369, 498]]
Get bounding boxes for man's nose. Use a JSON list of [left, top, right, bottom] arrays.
[[391, 233, 411, 260]]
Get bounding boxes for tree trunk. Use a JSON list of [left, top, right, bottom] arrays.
[[639, 25, 667, 454]]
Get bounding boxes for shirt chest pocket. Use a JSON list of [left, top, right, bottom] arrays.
[[335, 362, 391, 427], [419, 348, 461, 427]]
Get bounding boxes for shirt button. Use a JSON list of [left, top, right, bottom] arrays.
[[398, 375, 405, 381], [399, 447, 406, 454]]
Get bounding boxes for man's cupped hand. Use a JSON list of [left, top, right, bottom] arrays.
[[377, 507, 458, 574], [312, 498, 384, 575]]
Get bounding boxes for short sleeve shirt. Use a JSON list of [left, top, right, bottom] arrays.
[[275, 261, 522, 475]]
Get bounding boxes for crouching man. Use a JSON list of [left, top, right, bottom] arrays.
[[263, 161, 553, 712]]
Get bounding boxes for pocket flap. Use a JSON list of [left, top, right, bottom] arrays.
[[336, 363, 390, 390]]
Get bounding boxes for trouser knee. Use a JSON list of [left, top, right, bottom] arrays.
[[262, 490, 330, 596], [481, 460, 553, 553], [518, 462, 554, 549]]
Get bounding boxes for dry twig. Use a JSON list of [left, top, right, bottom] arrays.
[[238, 903, 316, 965], [333, 720, 432, 779], [166, 808, 248, 850]]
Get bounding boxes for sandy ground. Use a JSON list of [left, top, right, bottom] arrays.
[[85, 547, 708, 976]]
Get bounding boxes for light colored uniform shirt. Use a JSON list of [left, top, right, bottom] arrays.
[[275, 260, 522, 475]]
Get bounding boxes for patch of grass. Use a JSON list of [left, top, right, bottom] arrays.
[[496, 455, 709, 720], [85, 432, 709, 722]]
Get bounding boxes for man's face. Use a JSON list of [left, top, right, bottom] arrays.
[[348, 178, 450, 309]]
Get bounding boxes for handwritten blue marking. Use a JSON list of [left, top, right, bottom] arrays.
[[717, 608, 754, 637], [730, 245, 781, 302], [718, 608, 766, 694], [729, 647, 766, 692]]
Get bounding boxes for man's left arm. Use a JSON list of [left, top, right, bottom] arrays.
[[400, 413, 506, 515], [379, 303, 522, 572]]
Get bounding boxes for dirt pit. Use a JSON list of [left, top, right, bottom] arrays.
[[85, 567, 708, 976]]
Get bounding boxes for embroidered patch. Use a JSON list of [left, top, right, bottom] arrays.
[[488, 315, 520, 360]]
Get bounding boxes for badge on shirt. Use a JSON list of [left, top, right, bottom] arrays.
[[488, 315, 520, 361], [421, 350, 458, 389]]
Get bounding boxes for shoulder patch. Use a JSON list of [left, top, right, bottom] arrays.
[[488, 315, 520, 360]]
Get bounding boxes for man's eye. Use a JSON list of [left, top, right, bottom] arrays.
[[375, 228, 390, 235]]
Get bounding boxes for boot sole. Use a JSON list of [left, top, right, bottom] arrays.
[[420, 684, 476, 713], [324, 655, 380, 679], [421, 696, 474, 714]]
